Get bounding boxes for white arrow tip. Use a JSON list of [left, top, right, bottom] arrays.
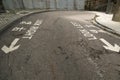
[[1, 46, 10, 54], [114, 44, 120, 52]]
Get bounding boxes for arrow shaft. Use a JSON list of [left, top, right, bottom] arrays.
[[100, 38, 112, 47], [10, 38, 20, 48]]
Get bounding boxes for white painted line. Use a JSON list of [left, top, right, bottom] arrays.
[[1, 38, 20, 54], [98, 30, 106, 33], [34, 20, 43, 26], [89, 30, 98, 34], [85, 25, 96, 28], [79, 29, 97, 40], [20, 21, 32, 25], [70, 21, 83, 28], [23, 19, 43, 39], [12, 27, 26, 31], [100, 38, 120, 52]]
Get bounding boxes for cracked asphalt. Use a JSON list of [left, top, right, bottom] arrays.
[[0, 11, 120, 80]]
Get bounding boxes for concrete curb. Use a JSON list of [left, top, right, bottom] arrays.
[[92, 15, 120, 37], [0, 9, 56, 34]]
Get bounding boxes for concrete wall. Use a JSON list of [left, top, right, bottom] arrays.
[[3, 0, 85, 10]]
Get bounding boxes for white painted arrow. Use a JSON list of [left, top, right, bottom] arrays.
[[1, 38, 20, 54], [100, 38, 120, 52]]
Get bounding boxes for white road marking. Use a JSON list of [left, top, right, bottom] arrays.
[[70, 21, 97, 40], [70, 21, 120, 52], [22, 26, 39, 39], [98, 30, 106, 33], [85, 25, 96, 28], [20, 21, 32, 25], [23, 19, 43, 39], [89, 30, 98, 34], [34, 20, 43, 26], [1, 38, 20, 54], [79, 29, 97, 40], [100, 38, 120, 52], [12, 27, 26, 31], [70, 21, 83, 28]]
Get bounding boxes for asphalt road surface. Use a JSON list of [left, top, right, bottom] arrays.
[[0, 11, 120, 80]]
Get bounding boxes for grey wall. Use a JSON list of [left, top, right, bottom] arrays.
[[3, 0, 85, 10]]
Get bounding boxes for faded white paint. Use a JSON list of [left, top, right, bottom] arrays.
[[79, 29, 97, 40], [1, 38, 20, 54], [12, 27, 26, 32], [100, 38, 120, 52], [20, 21, 32, 25], [23, 19, 43, 39]]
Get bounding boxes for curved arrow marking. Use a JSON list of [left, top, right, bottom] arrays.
[[100, 38, 120, 52], [1, 38, 20, 54]]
